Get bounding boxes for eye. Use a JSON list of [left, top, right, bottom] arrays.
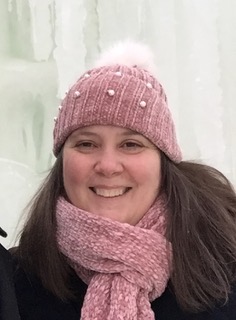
[[74, 141, 97, 152], [121, 140, 144, 153]]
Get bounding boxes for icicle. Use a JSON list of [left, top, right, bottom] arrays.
[[177, 0, 225, 171], [28, 0, 54, 61], [8, 0, 13, 12], [53, 0, 87, 98]]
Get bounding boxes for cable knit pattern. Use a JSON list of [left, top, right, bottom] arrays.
[[56, 196, 172, 320]]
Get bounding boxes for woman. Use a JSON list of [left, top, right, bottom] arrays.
[[12, 41, 236, 319]]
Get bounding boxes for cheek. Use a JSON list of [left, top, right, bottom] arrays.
[[63, 155, 82, 186], [137, 155, 161, 176], [138, 157, 162, 191], [146, 168, 161, 191]]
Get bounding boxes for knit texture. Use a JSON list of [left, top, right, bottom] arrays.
[[53, 55, 182, 162], [56, 196, 172, 320]]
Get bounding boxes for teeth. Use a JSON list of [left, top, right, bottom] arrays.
[[92, 188, 128, 198]]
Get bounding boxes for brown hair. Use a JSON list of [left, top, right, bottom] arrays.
[[161, 153, 236, 311], [16, 152, 236, 312], [17, 152, 74, 299]]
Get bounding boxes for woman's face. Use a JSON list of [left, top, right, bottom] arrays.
[[63, 125, 162, 225]]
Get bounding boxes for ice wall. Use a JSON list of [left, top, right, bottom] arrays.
[[1, 0, 236, 247]]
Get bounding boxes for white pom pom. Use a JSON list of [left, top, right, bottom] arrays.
[[94, 40, 157, 75]]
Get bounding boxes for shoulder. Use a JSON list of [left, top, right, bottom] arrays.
[[11, 250, 86, 320], [0, 243, 12, 267], [0, 244, 20, 320], [152, 284, 236, 320], [216, 284, 236, 319]]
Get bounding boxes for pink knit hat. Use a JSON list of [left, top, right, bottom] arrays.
[[53, 41, 182, 162]]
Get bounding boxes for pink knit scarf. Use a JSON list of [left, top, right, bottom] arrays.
[[56, 195, 172, 320]]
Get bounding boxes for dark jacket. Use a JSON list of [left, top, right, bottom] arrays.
[[0, 244, 20, 320], [12, 256, 236, 320]]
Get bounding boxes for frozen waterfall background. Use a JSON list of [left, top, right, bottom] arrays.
[[0, 0, 236, 248]]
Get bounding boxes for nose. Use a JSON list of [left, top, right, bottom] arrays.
[[94, 149, 124, 177]]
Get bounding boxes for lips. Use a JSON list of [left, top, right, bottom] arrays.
[[90, 187, 131, 198]]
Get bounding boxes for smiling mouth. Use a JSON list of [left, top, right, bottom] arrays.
[[90, 187, 131, 198]]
